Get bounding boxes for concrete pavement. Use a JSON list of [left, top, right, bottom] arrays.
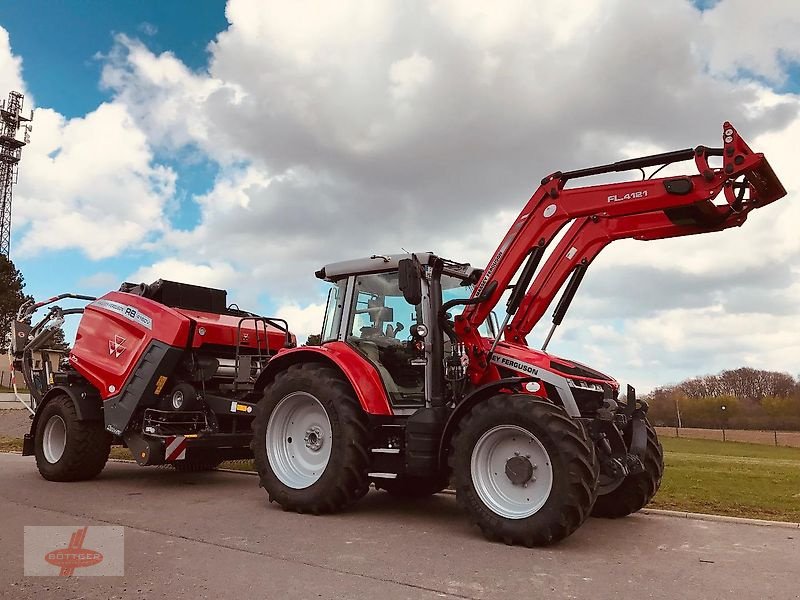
[[0, 392, 29, 410], [0, 453, 797, 599]]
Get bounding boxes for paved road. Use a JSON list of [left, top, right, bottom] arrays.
[[0, 392, 29, 410], [0, 453, 797, 600]]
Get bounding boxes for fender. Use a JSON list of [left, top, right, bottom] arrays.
[[255, 342, 393, 416], [23, 384, 103, 456], [437, 376, 538, 468]]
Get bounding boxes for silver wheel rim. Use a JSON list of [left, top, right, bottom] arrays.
[[43, 415, 67, 464], [266, 392, 332, 489], [470, 425, 554, 519]]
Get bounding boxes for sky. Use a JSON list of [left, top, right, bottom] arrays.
[[1, 0, 799, 391]]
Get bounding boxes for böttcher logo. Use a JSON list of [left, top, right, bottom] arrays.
[[24, 525, 124, 576], [44, 527, 103, 576]]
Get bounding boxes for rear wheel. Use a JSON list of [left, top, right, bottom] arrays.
[[375, 475, 449, 498], [451, 395, 598, 546], [252, 363, 370, 514], [34, 395, 111, 482], [592, 417, 663, 518]]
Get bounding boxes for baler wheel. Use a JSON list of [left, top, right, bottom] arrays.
[[451, 395, 598, 547], [34, 395, 111, 482], [591, 417, 664, 518], [252, 362, 370, 514]]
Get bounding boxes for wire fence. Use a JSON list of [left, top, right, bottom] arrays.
[[656, 426, 800, 448]]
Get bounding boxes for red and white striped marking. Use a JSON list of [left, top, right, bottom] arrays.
[[165, 436, 187, 461]]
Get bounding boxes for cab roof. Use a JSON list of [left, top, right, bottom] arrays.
[[315, 252, 482, 283]]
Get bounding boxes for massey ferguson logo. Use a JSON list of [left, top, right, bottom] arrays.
[[108, 335, 126, 358], [491, 354, 539, 375]]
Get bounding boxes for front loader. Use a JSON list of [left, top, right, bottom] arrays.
[[11, 279, 295, 481], [249, 122, 787, 546]]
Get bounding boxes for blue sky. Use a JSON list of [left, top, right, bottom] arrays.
[[2, 1, 226, 302], [1, 1, 799, 390]]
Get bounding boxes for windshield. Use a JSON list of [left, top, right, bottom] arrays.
[[441, 274, 495, 338]]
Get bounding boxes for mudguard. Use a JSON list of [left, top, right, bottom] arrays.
[[255, 342, 393, 416], [23, 384, 103, 456], [438, 376, 538, 468]]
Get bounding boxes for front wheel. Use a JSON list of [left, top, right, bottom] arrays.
[[251, 363, 370, 514], [451, 395, 598, 546], [34, 395, 111, 482]]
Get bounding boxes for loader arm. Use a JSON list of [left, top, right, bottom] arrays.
[[455, 122, 786, 382], [505, 207, 750, 345]]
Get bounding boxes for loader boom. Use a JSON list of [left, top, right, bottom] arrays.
[[455, 122, 786, 382]]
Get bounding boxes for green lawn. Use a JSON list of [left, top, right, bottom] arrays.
[[651, 437, 800, 522], [2, 434, 798, 523]]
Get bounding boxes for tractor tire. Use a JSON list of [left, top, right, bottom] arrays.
[[251, 362, 370, 514], [592, 417, 664, 518], [451, 395, 598, 547], [375, 475, 449, 498], [34, 394, 111, 482]]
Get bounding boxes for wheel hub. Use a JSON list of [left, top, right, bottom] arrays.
[[470, 425, 554, 519], [304, 426, 324, 452], [266, 392, 333, 489], [504, 455, 535, 486]]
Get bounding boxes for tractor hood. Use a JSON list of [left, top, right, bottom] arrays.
[[488, 340, 617, 388]]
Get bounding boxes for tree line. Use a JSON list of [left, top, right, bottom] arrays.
[[1, 255, 69, 354], [645, 367, 800, 431]]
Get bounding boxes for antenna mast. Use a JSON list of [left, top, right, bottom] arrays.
[[0, 91, 33, 257]]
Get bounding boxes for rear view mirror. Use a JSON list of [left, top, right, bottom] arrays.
[[398, 258, 423, 306]]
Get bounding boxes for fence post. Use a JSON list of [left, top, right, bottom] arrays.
[[774, 430, 778, 447]]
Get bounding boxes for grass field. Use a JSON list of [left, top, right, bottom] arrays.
[[651, 437, 800, 522], [2, 434, 798, 522]]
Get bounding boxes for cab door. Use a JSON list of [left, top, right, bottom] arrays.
[[345, 271, 426, 408]]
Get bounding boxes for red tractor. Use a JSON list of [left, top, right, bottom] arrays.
[[12, 279, 294, 479], [249, 122, 787, 545]]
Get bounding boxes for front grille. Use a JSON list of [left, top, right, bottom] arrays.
[[571, 388, 604, 413]]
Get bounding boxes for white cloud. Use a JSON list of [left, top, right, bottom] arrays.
[[6, 1, 800, 390], [12, 103, 175, 259], [390, 53, 434, 102], [701, 0, 800, 84], [128, 259, 238, 289], [0, 27, 25, 98], [273, 301, 326, 344]]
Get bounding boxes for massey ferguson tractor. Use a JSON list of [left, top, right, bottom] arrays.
[[11, 279, 294, 479], [248, 122, 787, 546]]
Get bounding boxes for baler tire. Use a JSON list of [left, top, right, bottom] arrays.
[[451, 395, 598, 547], [251, 362, 370, 514], [591, 418, 664, 518], [34, 394, 111, 482], [374, 475, 449, 499]]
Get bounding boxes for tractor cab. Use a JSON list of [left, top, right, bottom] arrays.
[[315, 252, 490, 412]]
